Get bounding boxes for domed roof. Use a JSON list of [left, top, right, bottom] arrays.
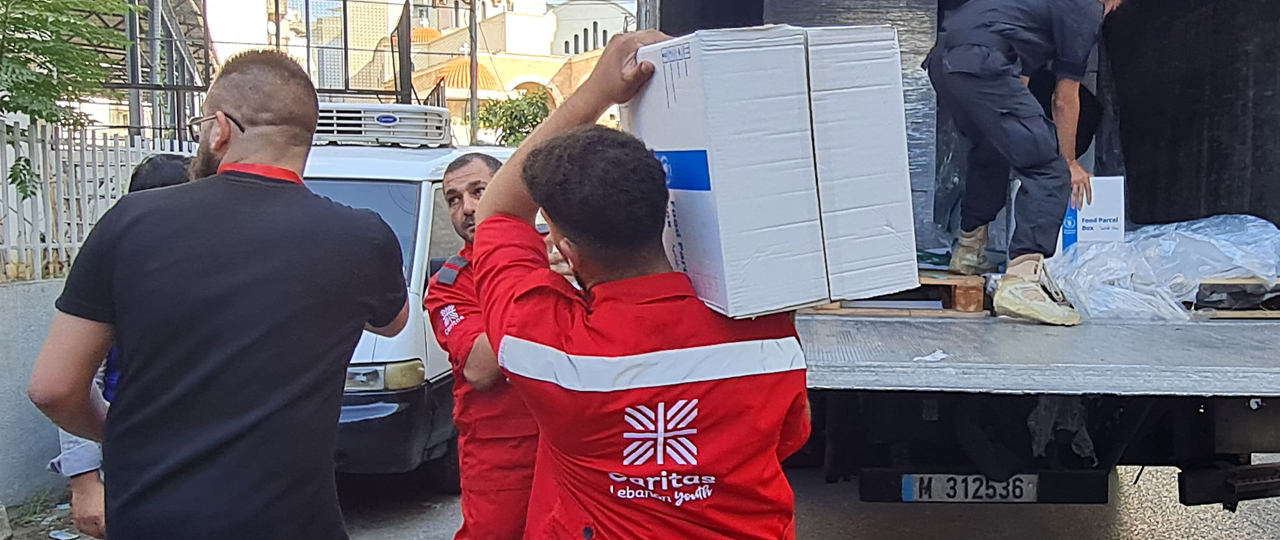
[[433, 57, 501, 91], [411, 27, 442, 43]]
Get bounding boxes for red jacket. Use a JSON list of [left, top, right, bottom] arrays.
[[424, 244, 539, 491], [474, 216, 811, 540]]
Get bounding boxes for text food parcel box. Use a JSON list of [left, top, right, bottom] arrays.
[[1060, 176, 1126, 253], [621, 25, 830, 318], [805, 25, 919, 300], [1009, 175, 1126, 256]]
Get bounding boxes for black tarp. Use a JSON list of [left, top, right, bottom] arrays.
[[658, 0, 762, 36], [1105, 0, 1280, 226]]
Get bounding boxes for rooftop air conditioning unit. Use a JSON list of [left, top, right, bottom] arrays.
[[314, 103, 451, 147]]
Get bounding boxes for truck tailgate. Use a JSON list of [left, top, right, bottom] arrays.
[[798, 315, 1280, 396]]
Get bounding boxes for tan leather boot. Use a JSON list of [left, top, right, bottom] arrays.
[[994, 254, 1082, 326], [950, 225, 996, 276]]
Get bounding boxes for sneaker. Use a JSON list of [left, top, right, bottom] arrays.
[[949, 225, 997, 276], [994, 254, 1082, 326]]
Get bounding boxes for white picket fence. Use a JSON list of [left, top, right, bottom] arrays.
[[0, 119, 195, 282]]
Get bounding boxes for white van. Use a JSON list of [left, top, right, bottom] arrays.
[[302, 104, 514, 481]]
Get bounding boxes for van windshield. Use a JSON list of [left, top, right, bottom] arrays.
[[306, 179, 421, 282]]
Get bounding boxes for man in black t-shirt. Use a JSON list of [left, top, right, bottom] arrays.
[[28, 50, 409, 540]]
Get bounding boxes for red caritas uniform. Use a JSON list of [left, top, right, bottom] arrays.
[[473, 216, 811, 540], [424, 244, 539, 540]]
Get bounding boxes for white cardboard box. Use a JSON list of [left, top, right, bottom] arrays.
[[1010, 175, 1126, 256], [805, 26, 920, 300], [621, 26, 830, 318], [1060, 175, 1126, 253]]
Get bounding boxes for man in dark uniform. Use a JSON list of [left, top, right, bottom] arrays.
[[926, 0, 1123, 325]]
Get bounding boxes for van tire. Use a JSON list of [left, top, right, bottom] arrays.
[[430, 436, 462, 495]]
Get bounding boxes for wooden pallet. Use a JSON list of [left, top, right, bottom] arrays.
[[804, 304, 990, 318], [1199, 277, 1274, 287], [1191, 277, 1280, 319], [917, 270, 987, 312], [1196, 309, 1280, 320], [800, 270, 989, 318]]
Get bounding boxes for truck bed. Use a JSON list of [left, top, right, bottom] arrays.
[[797, 315, 1280, 396]]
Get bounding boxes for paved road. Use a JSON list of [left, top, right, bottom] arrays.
[[342, 461, 1280, 540]]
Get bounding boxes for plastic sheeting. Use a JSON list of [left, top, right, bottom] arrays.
[[1027, 395, 1097, 465], [1046, 215, 1280, 320]]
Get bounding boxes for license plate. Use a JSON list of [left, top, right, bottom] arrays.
[[902, 474, 1038, 503]]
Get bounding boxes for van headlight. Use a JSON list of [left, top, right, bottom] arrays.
[[346, 361, 426, 392], [345, 360, 424, 389], [345, 366, 385, 392], [384, 359, 426, 390]]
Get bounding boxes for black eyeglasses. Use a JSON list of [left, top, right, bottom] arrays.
[[187, 112, 245, 143]]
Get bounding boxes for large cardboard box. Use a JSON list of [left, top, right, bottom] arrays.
[[804, 26, 920, 300], [621, 26, 830, 318]]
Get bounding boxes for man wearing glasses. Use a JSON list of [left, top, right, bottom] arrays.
[[186, 108, 244, 179], [29, 50, 409, 540]]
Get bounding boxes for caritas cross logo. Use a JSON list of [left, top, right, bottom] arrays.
[[623, 399, 699, 466], [439, 305, 463, 336]]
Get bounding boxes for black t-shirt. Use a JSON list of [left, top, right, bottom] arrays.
[[943, 0, 1104, 81], [57, 170, 407, 540]]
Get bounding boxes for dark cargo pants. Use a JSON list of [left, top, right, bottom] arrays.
[[927, 44, 1072, 259]]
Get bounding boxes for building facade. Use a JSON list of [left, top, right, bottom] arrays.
[[204, 0, 634, 141], [551, 0, 634, 55]]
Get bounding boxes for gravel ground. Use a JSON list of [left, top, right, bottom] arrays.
[[343, 458, 1280, 540]]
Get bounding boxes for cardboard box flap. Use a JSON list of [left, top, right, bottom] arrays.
[[698, 24, 809, 51], [805, 24, 898, 46]]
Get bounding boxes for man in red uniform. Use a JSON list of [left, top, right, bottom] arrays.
[[472, 31, 811, 540], [425, 153, 540, 540]]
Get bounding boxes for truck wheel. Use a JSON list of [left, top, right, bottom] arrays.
[[429, 436, 462, 495]]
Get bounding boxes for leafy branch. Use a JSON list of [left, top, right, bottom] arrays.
[[0, 0, 138, 126], [3, 122, 36, 199], [477, 88, 551, 146], [0, 0, 136, 199], [8, 155, 34, 198]]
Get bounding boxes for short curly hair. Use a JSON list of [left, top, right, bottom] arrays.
[[522, 125, 668, 259]]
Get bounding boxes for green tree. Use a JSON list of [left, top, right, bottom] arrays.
[[0, 0, 134, 198], [0, 0, 135, 125], [477, 88, 550, 146]]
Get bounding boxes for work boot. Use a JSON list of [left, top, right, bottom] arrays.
[[949, 225, 997, 276], [994, 254, 1082, 326]]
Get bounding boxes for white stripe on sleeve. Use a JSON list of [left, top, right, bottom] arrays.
[[498, 336, 806, 392]]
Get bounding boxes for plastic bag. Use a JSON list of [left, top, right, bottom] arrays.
[[1048, 241, 1190, 320], [1046, 215, 1280, 321]]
